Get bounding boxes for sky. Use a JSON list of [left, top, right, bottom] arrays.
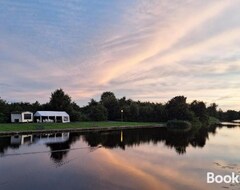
[[0, 0, 240, 111]]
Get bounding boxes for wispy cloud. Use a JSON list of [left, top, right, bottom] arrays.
[[0, 1, 239, 110]]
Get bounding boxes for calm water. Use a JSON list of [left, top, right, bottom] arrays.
[[1, 125, 240, 190]]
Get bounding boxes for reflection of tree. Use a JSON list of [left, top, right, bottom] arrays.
[[164, 131, 191, 155], [82, 125, 219, 155], [190, 128, 208, 148], [43, 124, 219, 157], [83, 131, 125, 149], [0, 124, 220, 160], [0, 137, 11, 155], [46, 142, 70, 162], [208, 125, 217, 135], [175, 146, 186, 154], [46, 133, 81, 163], [0, 137, 20, 155]]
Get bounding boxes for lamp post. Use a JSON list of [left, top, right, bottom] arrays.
[[121, 109, 123, 122]]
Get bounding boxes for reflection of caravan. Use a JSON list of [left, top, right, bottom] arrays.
[[11, 112, 33, 123], [10, 135, 33, 145], [10, 133, 70, 145], [33, 133, 70, 144]]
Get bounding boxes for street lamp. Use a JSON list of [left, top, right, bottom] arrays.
[[121, 109, 124, 122]]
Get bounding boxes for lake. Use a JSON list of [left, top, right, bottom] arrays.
[[1, 125, 240, 190]]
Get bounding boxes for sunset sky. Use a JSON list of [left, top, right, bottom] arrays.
[[0, 0, 240, 110]]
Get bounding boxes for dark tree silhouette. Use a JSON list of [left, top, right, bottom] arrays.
[[100, 92, 119, 120], [190, 100, 208, 123], [166, 96, 194, 121], [49, 89, 72, 111]]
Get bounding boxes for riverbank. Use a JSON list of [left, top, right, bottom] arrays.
[[219, 122, 240, 127], [0, 121, 165, 135]]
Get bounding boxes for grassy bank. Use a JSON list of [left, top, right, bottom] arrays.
[[166, 117, 220, 132], [0, 121, 163, 132]]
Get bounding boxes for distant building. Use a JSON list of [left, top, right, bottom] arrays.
[[34, 111, 70, 123], [11, 111, 33, 123]]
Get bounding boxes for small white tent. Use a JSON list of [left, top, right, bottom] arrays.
[[34, 111, 70, 123]]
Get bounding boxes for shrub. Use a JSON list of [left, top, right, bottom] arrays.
[[167, 120, 192, 130]]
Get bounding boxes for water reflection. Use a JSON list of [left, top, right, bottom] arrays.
[[1, 125, 240, 190], [83, 126, 215, 155], [0, 125, 220, 161], [11, 135, 33, 145]]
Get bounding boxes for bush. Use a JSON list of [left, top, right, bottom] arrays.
[[69, 110, 82, 121], [167, 120, 192, 130]]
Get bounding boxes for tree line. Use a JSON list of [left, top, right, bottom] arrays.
[[0, 89, 239, 123]]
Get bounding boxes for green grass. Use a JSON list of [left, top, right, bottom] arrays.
[[0, 121, 162, 132]]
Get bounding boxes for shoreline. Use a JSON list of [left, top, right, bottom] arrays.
[[0, 124, 165, 136], [219, 122, 240, 127]]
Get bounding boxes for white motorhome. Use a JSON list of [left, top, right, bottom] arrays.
[[11, 111, 33, 123]]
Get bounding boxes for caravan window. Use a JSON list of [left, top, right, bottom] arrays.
[[24, 114, 32, 120]]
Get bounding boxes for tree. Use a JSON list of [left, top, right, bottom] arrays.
[[31, 101, 41, 112], [48, 89, 82, 121], [0, 98, 9, 123], [166, 96, 194, 121], [0, 113, 6, 123], [225, 110, 239, 121], [70, 110, 83, 121], [100, 92, 119, 120], [88, 99, 98, 107], [154, 103, 167, 122], [129, 103, 139, 121], [207, 103, 218, 118], [139, 103, 154, 122], [89, 104, 108, 121], [190, 100, 208, 122], [49, 89, 72, 111]]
